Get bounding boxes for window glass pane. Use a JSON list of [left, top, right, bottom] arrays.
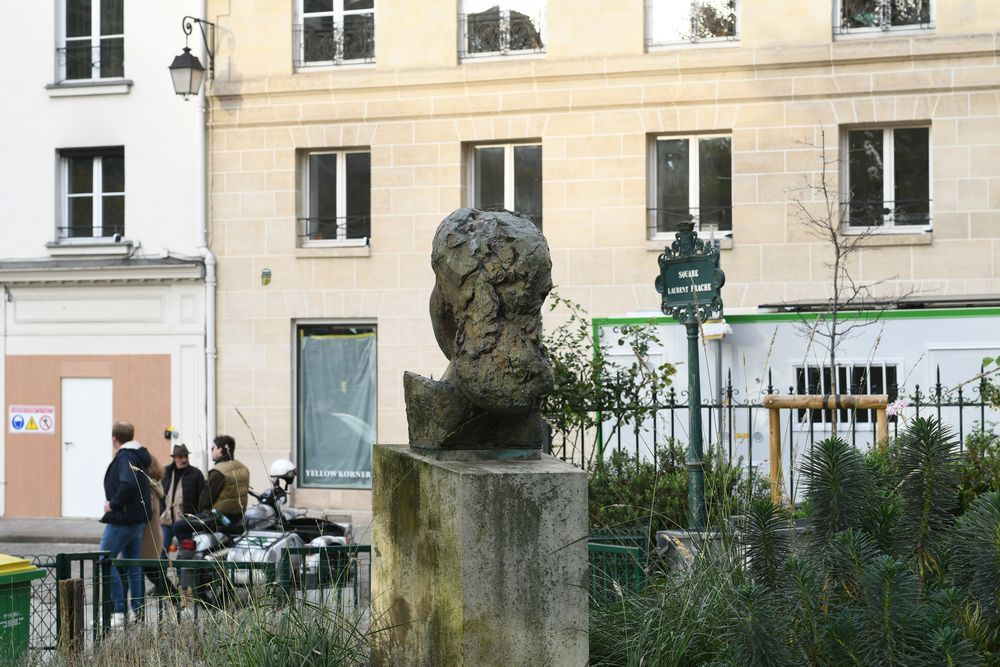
[[65, 41, 92, 80], [309, 154, 338, 240], [513, 145, 542, 229], [66, 0, 92, 38], [842, 0, 881, 28], [303, 0, 333, 14], [466, 8, 501, 54], [893, 127, 929, 226], [102, 195, 124, 237], [698, 137, 732, 233], [344, 0, 374, 10], [102, 154, 124, 193], [655, 138, 689, 234], [345, 152, 371, 239], [509, 11, 543, 51], [99, 37, 124, 78], [303, 16, 336, 62], [694, 0, 736, 39], [68, 197, 93, 237], [847, 130, 884, 227], [343, 14, 375, 60], [69, 157, 93, 194], [298, 326, 377, 489], [474, 147, 505, 212], [891, 0, 930, 26], [100, 0, 123, 35], [648, 1, 691, 43]]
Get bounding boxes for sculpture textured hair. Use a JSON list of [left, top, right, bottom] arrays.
[[429, 208, 554, 414]]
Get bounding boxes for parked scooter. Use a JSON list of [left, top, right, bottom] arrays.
[[175, 459, 351, 592]]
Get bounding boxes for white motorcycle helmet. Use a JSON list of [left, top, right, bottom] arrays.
[[269, 458, 297, 486]]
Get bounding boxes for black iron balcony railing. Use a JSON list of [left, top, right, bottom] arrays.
[[57, 41, 124, 82], [836, 0, 933, 34], [645, 0, 738, 48], [294, 20, 375, 68], [299, 216, 371, 243], [56, 224, 125, 240], [647, 206, 733, 236], [844, 199, 932, 227], [459, 10, 544, 58]]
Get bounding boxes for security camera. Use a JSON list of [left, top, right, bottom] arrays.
[[113, 233, 122, 243]]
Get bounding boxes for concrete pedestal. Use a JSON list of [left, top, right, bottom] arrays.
[[371, 445, 588, 666]]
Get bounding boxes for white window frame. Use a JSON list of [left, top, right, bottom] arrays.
[[833, 0, 934, 37], [301, 149, 371, 248], [792, 360, 902, 429], [58, 149, 125, 243], [645, 0, 740, 49], [459, 0, 547, 60], [647, 132, 733, 241], [59, 0, 125, 82], [465, 141, 543, 228], [295, 0, 375, 68], [840, 125, 932, 234]]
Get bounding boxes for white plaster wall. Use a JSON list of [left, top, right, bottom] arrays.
[[1, 0, 206, 259]]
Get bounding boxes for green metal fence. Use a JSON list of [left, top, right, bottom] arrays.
[[588, 542, 647, 603]]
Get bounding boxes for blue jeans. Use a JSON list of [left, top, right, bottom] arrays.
[[161, 524, 175, 557], [99, 523, 144, 614]]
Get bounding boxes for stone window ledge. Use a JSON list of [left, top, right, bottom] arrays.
[[295, 245, 371, 259], [46, 80, 133, 97], [841, 232, 932, 247]]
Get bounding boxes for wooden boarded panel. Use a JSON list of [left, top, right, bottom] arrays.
[[5, 355, 171, 517]]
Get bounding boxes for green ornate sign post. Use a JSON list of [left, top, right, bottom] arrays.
[[654, 221, 725, 529]]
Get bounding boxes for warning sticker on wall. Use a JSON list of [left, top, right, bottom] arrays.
[[9, 405, 55, 434]]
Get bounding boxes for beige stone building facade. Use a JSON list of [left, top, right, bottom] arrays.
[[205, 0, 1000, 523]]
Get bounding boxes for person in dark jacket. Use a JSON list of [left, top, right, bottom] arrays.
[[160, 443, 206, 552], [99, 421, 152, 625]]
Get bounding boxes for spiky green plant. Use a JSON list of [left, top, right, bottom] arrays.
[[950, 492, 1000, 634], [801, 437, 871, 549], [895, 418, 959, 582], [740, 498, 792, 591]]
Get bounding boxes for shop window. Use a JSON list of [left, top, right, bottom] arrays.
[[296, 323, 377, 489]]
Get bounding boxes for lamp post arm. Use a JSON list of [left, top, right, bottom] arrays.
[[182, 16, 216, 79]]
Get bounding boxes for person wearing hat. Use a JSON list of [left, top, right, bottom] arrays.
[[160, 443, 206, 552]]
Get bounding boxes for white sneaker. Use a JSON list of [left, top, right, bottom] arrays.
[[110, 612, 126, 627]]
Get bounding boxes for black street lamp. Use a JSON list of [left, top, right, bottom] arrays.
[[169, 16, 215, 100]]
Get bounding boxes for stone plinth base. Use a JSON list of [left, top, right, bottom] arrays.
[[371, 445, 588, 666]]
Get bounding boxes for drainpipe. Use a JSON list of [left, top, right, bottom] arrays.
[[198, 0, 216, 473]]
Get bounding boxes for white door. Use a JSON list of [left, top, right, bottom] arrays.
[[61, 378, 113, 518]]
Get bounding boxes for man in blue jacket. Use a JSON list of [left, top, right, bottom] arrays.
[[99, 421, 152, 625]]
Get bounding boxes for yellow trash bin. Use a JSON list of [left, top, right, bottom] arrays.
[[0, 555, 46, 666]]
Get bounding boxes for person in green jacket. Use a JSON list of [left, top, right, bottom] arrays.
[[174, 435, 250, 541]]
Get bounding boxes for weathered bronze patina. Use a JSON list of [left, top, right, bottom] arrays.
[[404, 208, 554, 451]]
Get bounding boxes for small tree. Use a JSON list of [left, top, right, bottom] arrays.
[[791, 130, 914, 435]]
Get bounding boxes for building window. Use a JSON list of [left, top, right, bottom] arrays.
[[795, 362, 899, 425], [646, 0, 738, 48], [648, 134, 732, 238], [843, 127, 930, 230], [60, 0, 124, 82], [460, 0, 545, 59], [296, 323, 377, 489], [300, 150, 371, 246], [467, 142, 543, 229], [59, 147, 124, 241], [295, 0, 375, 68], [836, 0, 933, 35]]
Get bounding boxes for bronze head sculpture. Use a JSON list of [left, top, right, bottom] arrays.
[[404, 208, 554, 451]]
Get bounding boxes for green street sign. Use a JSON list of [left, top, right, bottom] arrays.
[[657, 256, 723, 310], [654, 227, 725, 324]]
